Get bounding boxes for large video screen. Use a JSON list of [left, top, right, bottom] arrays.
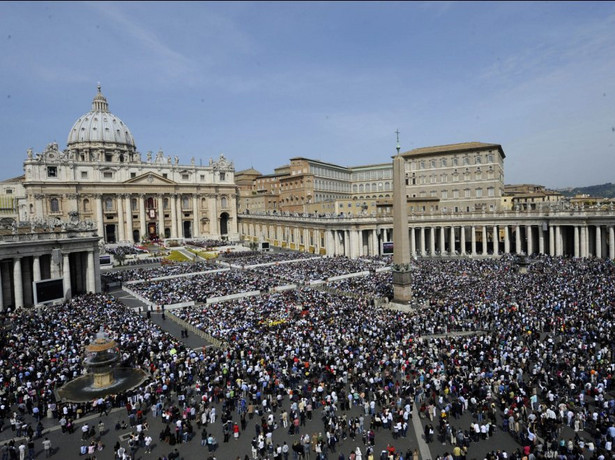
[[33, 278, 64, 304]]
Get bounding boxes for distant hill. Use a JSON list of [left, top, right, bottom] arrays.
[[558, 183, 615, 198]]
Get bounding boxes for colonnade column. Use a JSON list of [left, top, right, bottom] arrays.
[[157, 195, 165, 239], [410, 228, 416, 257], [526, 225, 533, 255], [62, 253, 71, 300], [349, 230, 359, 259], [32, 256, 41, 283], [471, 226, 476, 256], [574, 226, 580, 258], [139, 194, 147, 241], [609, 226, 615, 260], [482, 226, 487, 256], [193, 195, 200, 238], [371, 229, 379, 256], [439, 227, 446, 257], [549, 225, 560, 257], [450, 226, 455, 255], [430, 227, 436, 256], [326, 230, 335, 256], [504, 226, 510, 254], [493, 226, 499, 256], [117, 195, 125, 243], [420, 227, 426, 256], [460, 226, 466, 255], [538, 226, 545, 255], [555, 226, 563, 256], [515, 225, 521, 254], [96, 195, 104, 241], [87, 250, 96, 293], [580, 226, 587, 258], [595, 226, 602, 259], [0, 269, 3, 311], [13, 258, 23, 309], [125, 195, 133, 243]]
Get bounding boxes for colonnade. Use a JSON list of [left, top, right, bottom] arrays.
[[0, 247, 99, 310], [239, 214, 615, 260]]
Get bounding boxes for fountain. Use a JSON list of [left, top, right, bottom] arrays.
[[56, 327, 148, 402]]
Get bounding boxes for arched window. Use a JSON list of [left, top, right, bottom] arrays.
[[164, 198, 169, 209], [147, 197, 154, 209], [221, 196, 227, 208], [182, 195, 190, 209], [50, 198, 59, 213], [131, 198, 137, 211], [83, 198, 91, 212], [104, 197, 113, 211]]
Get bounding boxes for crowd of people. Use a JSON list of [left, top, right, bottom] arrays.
[[0, 253, 614, 460]]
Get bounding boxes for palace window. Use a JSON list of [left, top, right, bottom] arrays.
[[81, 171, 88, 179], [50, 198, 60, 213], [104, 198, 113, 211], [47, 166, 57, 178]]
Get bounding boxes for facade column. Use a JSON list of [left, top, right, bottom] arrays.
[[609, 226, 615, 260], [493, 225, 499, 256], [176, 194, 184, 239], [526, 225, 533, 255], [410, 228, 416, 257], [87, 250, 96, 293], [574, 226, 580, 258], [193, 195, 200, 238], [62, 254, 71, 300], [139, 194, 147, 241], [170, 194, 178, 238], [125, 195, 133, 243], [158, 195, 165, 239], [595, 226, 602, 259], [471, 225, 476, 256], [504, 226, 510, 254], [420, 227, 426, 256], [482, 226, 487, 256], [515, 225, 521, 254], [96, 194, 105, 241], [538, 226, 545, 255], [439, 227, 445, 256], [13, 258, 23, 308], [32, 256, 41, 282], [209, 195, 219, 238], [117, 195, 125, 243]]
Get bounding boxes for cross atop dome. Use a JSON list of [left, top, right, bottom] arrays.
[[91, 83, 109, 113]]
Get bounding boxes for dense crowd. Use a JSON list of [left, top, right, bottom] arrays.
[[1, 254, 614, 460], [126, 270, 278, 305], [172, 255, 615, 459]]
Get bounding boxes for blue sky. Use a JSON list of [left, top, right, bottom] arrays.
[[1, 1, 614, 188]]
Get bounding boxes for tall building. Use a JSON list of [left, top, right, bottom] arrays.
[[21, 85, 239, 243]]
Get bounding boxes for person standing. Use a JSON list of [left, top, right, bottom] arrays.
[[42, 438, 52, 458]]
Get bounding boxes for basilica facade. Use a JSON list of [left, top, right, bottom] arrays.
[[22, 86, 239, 244]]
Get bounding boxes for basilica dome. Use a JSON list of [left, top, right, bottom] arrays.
[[67, 85, 136, 151]]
